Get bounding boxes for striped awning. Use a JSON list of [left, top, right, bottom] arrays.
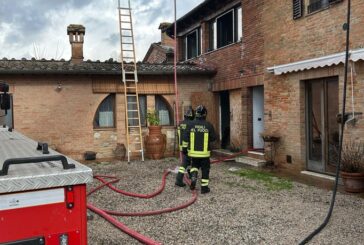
[[267, 48, 364, 75]]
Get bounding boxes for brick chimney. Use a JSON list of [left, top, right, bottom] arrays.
[[67, 24, 85, 64], [158, 22, 174, 47]]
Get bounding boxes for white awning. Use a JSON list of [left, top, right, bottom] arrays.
[[267, 48, 364, 75], [351, 48, 364, 62]]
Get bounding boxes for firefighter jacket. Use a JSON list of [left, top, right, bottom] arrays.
[[185, 118, 216, 158], [177, 119, 192, 151]]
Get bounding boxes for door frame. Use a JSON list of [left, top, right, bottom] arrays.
[[219, 91, 230, 149], [252, 86, 265, 149], [305, 76, 338, 174]]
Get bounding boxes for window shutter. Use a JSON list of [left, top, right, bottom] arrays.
[[293, 0, 303, 19]]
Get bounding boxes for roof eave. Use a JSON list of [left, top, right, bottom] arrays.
[[0, 69, 216, 76], [166, 0, 214, 37]]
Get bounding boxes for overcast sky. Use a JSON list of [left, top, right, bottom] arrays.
[[0, 0, 203, 62]]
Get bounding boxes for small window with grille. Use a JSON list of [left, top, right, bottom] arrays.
[[307, 0, 343, 14]]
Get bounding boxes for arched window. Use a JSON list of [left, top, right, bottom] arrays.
[[94, 94, 115, 128], [127, 94, 147, 126], [155, 95, 174, 126]]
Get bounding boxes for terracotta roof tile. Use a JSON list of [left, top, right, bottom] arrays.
[[0, 59, 216, 76]]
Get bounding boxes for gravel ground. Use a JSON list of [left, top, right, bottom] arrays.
[[86, 158, 364, 245]]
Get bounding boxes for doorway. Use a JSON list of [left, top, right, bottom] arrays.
[[220, 91, 230, 149], [306, 77, 339, 174], [0, 94, 13, 128], [252, 86, 264, 149]]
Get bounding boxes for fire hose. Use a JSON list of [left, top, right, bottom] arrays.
[[211, 148, 255, 164], [87, 171, 196, 245], [87, 149, 250, 244], [92, 170, 170, 198], [87, 204, 162, 245]]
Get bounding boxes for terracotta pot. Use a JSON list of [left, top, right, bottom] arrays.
[[340, 171, 364, 193], [145, 126, 166, 160]]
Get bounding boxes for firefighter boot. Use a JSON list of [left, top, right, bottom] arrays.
[[190, 171, 198, 190], [201, 186, 210, 194], [175, 172, 186, 187], [187, 167, 192, 179]]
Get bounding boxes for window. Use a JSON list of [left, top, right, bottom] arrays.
[[155, 95, 174, 126], [128, 95, 172, 127], [94, 94, 115, 128], [0, 94, 13, 128], [217, 10, 234, 48], [185, 28, 201, 60], [308, 0, 329, 13], [139, 95, 147, 126], [307, 0, 343, 15], [208, 6, 242, 51], [127, 95, 146, 127], [293, 0, 342, 19]]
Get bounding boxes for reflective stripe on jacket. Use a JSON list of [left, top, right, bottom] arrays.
[[188, 130, 210, 157], [187, 119, 216, 158], [178, 121, 188, 151]]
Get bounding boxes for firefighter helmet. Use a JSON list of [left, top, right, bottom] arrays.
[[195, 105, 207, 119], [184, 107, 195, 120]]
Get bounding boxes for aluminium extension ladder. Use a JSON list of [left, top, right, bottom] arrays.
[[118, 0, 144, 162]]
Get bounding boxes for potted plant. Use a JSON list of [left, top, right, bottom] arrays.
[[144, 110, 166, 159], [339, 141, 364, 193]]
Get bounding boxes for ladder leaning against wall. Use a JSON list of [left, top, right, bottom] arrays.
[[118, 0, 144, 162]]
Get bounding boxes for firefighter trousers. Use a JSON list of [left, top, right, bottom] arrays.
[[191, 157, 210, 185]]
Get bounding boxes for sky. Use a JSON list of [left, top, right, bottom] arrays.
[[0, 0, 204, 62]]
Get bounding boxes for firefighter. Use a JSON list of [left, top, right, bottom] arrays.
[[186, 105, 216, 194], [175, 107, 195, 187]]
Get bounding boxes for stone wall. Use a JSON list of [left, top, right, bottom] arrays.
[[93, 130, 118, 159]]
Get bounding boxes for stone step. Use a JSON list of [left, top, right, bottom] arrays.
[[247, 150, 266, 160], [235, 155, 266, 167], [211, 149, 238, 158]]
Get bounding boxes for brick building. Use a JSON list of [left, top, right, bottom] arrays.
[[143, 23, 175, 64], [265, 0, 364, 176], [165, 0, 265, 155], [164, 0, 364, 177], [0, 24, 215, 160]]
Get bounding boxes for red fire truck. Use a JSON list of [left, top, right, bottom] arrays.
[[0, 81, 93, 245]]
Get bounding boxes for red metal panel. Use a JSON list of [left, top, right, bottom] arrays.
[[0, 184, 87, 245]]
